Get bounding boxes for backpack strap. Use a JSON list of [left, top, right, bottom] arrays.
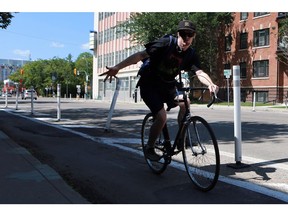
[[167, 35, 184, 87]]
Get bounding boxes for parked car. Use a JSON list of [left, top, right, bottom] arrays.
[[22, 89, 38, 100]]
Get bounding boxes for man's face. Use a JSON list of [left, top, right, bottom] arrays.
[[177, 30, 196, 51]]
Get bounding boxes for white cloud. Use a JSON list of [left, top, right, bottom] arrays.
[[81, 42, 90, 50], [13, 49, 31, 58], [50, 42, 64, 48]]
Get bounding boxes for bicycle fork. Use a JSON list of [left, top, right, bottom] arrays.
[[185, 120, 207, 156]]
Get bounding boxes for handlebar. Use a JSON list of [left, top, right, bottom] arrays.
[[179, 87, 207, 92], [207, 93, 216, 108], [178, 87, 216, 108]]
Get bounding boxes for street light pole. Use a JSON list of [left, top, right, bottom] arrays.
[[77, 69, 89, 100]]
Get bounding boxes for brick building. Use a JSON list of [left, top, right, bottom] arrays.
[[218, 12, 288, 103]]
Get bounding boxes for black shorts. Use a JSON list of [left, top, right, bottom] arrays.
[[140, 83, 178, 115]]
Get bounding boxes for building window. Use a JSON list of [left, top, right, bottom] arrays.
[[239, 62, 247, 79], [253, 60, 269, 78], [240, 32, 248, 49], [255, 91, 268, 103], [240, 12, 248, 20], [98, 32, 103, 45], [278, 35, 288, 50], [120, 77, 129, 91], [225, 35, 232, 51], [253, 29, 270, 47], [98, 55, 102, 68], [254, 12, 269, 17], [278, 12, 287, 18]]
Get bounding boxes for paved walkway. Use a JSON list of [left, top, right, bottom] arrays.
[[0, 130, 89, 204]]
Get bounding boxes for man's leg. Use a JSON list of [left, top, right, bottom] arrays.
[[177, 97, 190, 125], [147, 107, 167, 148]]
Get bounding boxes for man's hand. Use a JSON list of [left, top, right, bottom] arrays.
[[208, 84, 219, 98], [99, 66, 119, 83]]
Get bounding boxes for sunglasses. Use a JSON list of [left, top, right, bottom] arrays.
[[179, 31, 195, 38]]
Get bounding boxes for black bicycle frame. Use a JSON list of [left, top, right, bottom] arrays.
[[161, 88, 191, 154]]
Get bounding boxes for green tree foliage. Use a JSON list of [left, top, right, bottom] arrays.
[[120, 12, 233, 81], [0, 12, 15, 29], [75, 52, 93, 83], [8, 53, 93, 97], [277, 17, 288, 65]]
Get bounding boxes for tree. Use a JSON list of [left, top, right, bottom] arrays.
[[8, 53, 91, 97], [0, 12, 15, 29], [75, 52, 93, 98], [277, 17, 288, 65], [75, 52, 93, 78], [120, 12, 233, 82]]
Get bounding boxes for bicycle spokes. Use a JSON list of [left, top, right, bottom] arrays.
[[185, 124, 207, 156], [141, 113, 169, 174], [182, 116, 220, 191]]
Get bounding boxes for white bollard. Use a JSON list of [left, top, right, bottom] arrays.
[[233, 65, 242, 164], [105, 78, 121, 131], [15, 84, 19, 110], [228, 66, 249, 169], [5, 88, 8, 108], [252, 91, 256, 112], [31, 86, 34, 115], [57, 84, 61, 121]]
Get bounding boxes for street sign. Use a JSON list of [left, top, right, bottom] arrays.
[[224, 69, 231, 78]]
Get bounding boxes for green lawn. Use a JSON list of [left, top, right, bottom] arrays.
[[213, 101, 288, 108]]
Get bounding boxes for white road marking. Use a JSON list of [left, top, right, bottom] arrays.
[[4, 109, 288, 203]]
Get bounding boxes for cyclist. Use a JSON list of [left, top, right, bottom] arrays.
[[100, 20, 219, 161]]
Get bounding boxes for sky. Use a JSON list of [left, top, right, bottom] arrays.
[[0, 12, 94, 61], [1, 0, 285, 62]]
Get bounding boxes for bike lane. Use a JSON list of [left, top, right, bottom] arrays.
[[0, 108, 287, 204]]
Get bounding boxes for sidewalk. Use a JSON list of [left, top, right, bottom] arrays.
[[0, 130, 89, 204]]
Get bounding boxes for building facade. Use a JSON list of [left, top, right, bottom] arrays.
[[218, 12, 288, 103], [91, 12, 143, 102], [92, 12, 288, 103], [0, 58, 30, 82]]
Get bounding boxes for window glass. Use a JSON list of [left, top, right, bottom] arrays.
[[253, 60, 269, 78], [240, 32, 248, 49], [253, 29, 270, 47], [239, 62, 247, 79], [240, 12, 248, 20], [254, 12, 269, 17], [225, 35, 232, 51], [256, 91, 268, 103]]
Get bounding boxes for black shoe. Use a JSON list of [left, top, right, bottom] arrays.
[[144, 146, 161, 161]]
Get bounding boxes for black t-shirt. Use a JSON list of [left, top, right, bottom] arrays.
[[144, 35, 201, 83]]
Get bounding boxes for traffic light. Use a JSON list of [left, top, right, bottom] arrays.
[[20, 69, 24, 75], [74, 68, 77, 76]]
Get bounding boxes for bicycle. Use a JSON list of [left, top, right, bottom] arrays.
[[141, 85, 220, 192]]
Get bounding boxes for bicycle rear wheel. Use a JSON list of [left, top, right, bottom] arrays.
[[141, 113, 168, 174], [182, 116, 220, 191]]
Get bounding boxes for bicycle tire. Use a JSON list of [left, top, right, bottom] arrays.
[[182, 116, 220, 191], [141, 113, 168, 174]]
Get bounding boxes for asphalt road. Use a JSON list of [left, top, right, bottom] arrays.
[[1, 97, 288, 204]]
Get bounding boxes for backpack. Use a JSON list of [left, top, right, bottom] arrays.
[[137, 34, 176, 78]]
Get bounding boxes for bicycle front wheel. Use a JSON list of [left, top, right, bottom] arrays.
[[182, 116, 220, 191], [141, 113, 168, 174]]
